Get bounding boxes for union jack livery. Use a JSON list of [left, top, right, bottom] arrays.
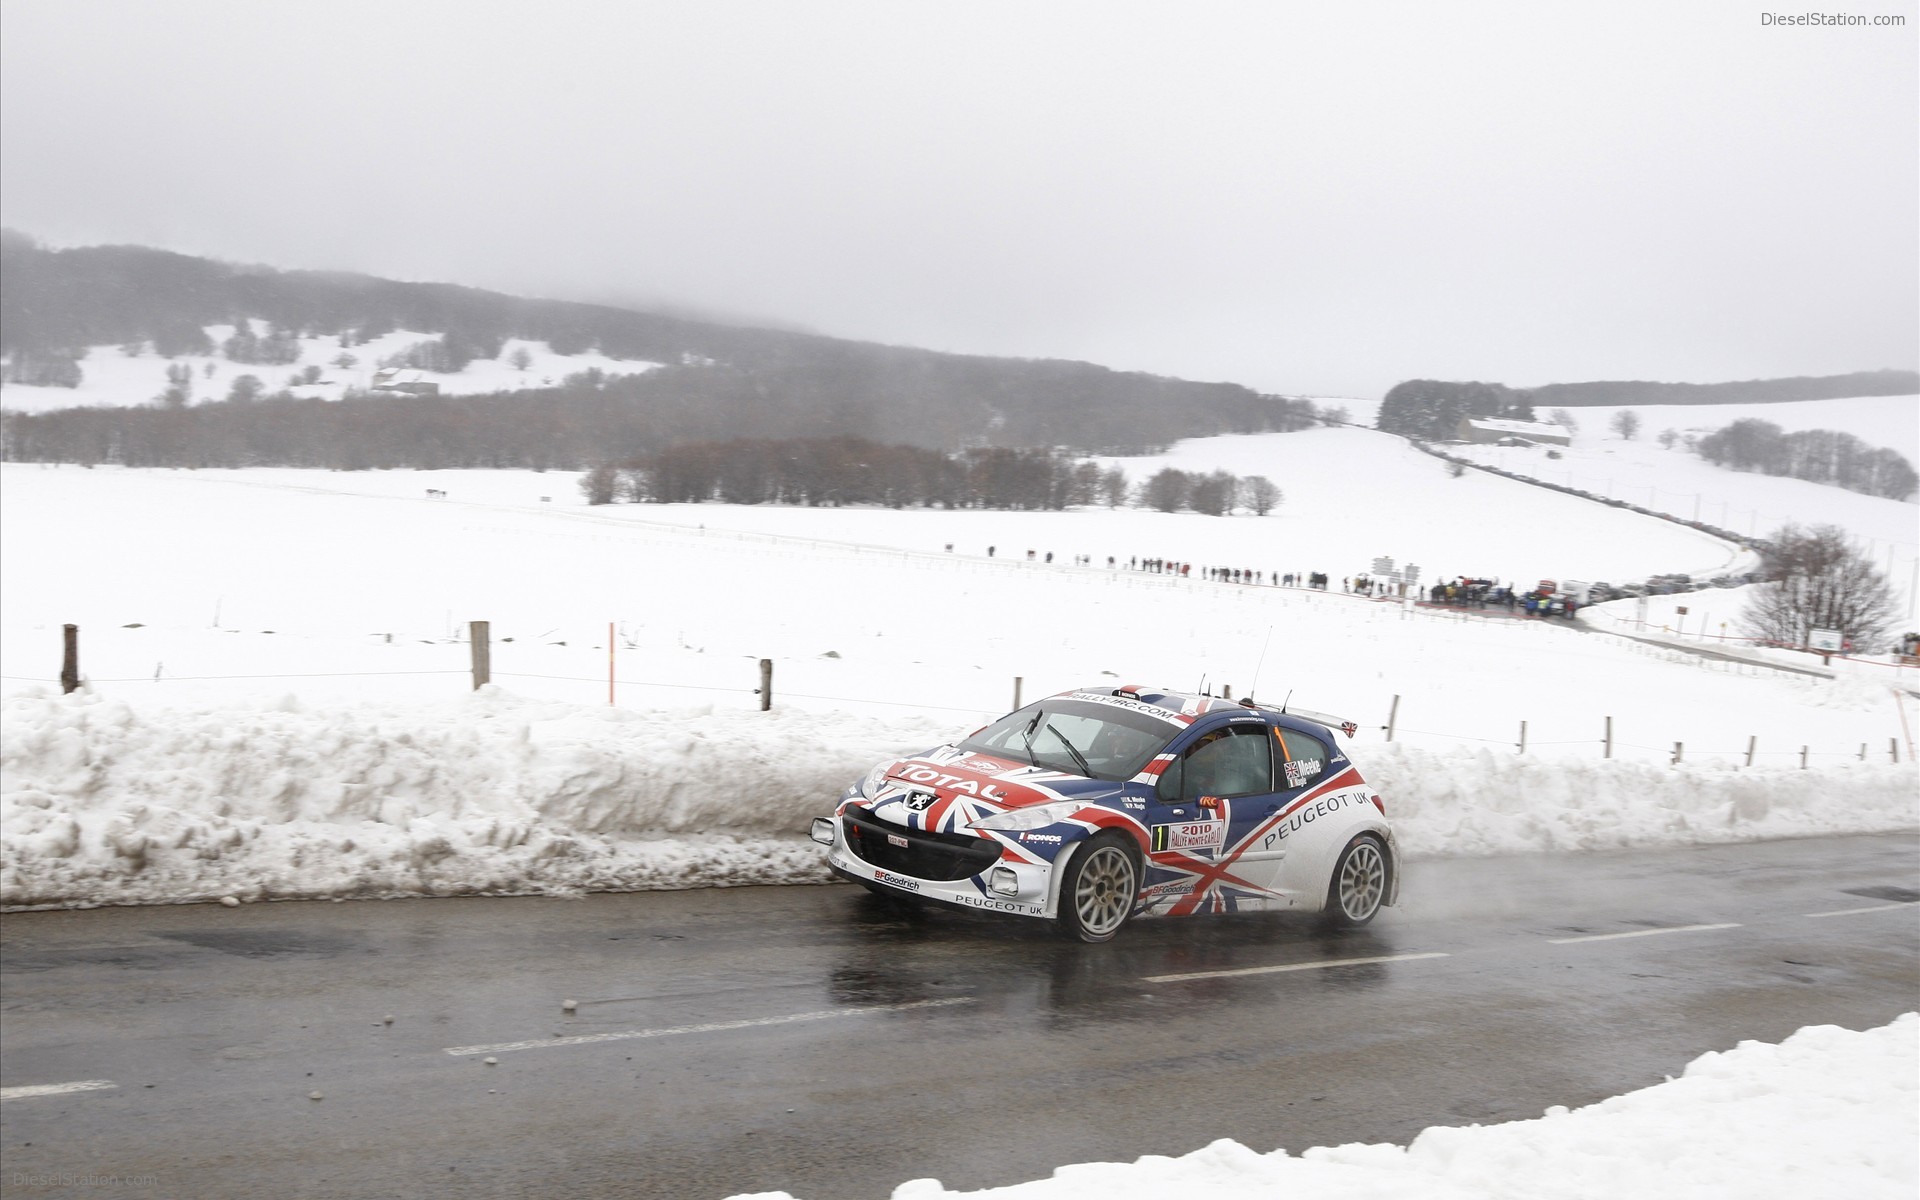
[[810, 686, 1397, 942]]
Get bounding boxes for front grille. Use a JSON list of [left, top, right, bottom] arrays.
[[843, 804, 1002, 882]]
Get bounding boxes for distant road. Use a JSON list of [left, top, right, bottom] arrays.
[[4, 834, 1915, 1200]]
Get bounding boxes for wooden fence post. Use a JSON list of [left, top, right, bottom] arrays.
[[1893, 738, 1901, 764], [1517, 720, 1527, 754], [61, 624, 79, 694], [1746, 736, 1756, 768], [1672, 741, 1683, 765], [608, 622, 615, 707], [1013, 677, 1023, 710], [1385, 695, 1400, 743], [469, 621, 490, 690], [759, 658, 773, 711], [1800, 745, 1808, 769], [1603, 715, 1612, 759]]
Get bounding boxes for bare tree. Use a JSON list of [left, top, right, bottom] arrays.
[[1100, 465, 1128, 508], [1239, 474, 1282, 515], [1140, 467, 1191, 513], [1187, 470, 1238, 516], [579, 464, 619, 506], [1609, 409, 1641, 440], [1065, 460, 1103, 506], [1742, 524, 1899, 650], [1548, 408, 1580, 434], [1656, 428, 1678, 449]]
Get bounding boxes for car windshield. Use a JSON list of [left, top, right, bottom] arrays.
[[960, 696, 1178, 781]]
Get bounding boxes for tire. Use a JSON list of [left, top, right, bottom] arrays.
[[1057, 833, 1140, 943], [1323, 834, 1389, 928]]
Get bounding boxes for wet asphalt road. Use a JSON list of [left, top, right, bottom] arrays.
[[3, 832, 1916, 1200]]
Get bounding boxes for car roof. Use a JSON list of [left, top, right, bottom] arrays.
[[1061, 686, 1357, 741]]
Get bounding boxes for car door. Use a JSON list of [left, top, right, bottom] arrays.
[[1144, 721, 1279, 911], [1234, 722, 1337, 904]]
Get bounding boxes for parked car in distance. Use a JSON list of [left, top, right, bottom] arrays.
[[811, 686, 1396, 942]]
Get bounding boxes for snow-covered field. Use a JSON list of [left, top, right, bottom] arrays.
[[2, 455, 1914, 908], [598, 425, 1757, 590], [738, 1014, 1916, 1200], [0, 325, 660, 412]]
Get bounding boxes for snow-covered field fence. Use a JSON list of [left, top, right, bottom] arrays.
[[9, 607, 1911, 770], [9, 629, 1908, 773]]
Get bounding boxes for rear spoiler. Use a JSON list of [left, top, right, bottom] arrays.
[[1241, 698, 1359, 739], [1287, 706, 1360, 740]]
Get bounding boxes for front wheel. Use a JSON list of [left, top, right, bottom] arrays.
[[1323, 834, 1389, 928], [1057, 834, 1140, 943]]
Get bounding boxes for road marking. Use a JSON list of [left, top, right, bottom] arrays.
[[1805, 902, 1918, 919], [0, 1080, 118, 1103], [1142, 951, 1450, 984], [1547, 922, 1741, 944], [443, 996, 974, 1057]]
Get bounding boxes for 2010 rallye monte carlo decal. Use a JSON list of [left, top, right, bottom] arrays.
[[810, 686, 1396, 942]]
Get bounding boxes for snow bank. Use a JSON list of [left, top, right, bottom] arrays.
[[3, 689, 1913, 909], [0, 687, 946, 908], [754, 1013, 1916, 1200], [1364, 742, 1919, 858]]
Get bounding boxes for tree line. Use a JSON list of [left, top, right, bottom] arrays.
[[579, 436, 1281, 516], [1695, 418, 1916, 501], [0, 367, 1313, 472], [1377, 372, 1920, 446], [1527, 370, 1917, 408]]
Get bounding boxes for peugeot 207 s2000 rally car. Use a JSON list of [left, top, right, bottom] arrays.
[[809, 686, 1396, 942]]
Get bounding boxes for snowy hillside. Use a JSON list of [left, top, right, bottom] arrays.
[[0, 323, 662, 413], [1447, 392, 1917, 572]]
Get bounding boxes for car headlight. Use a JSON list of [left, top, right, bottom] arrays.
[[860, 764, 894, 798], [969, 799, 1085, 833]]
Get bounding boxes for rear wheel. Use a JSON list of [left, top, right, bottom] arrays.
[[1057, 834, 1140, 943], [1323, 834, 1388, 928]]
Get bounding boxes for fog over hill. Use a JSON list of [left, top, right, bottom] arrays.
[[0, 233, 1305, 457]]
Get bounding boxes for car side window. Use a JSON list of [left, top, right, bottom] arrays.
[[1271, 726, 1332, 790], [1175, 726, 1274, 800]]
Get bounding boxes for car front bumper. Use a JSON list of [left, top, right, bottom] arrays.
[[819, 813, 1058, 920]]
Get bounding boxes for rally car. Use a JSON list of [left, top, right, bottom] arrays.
[[810, 686, 1396, 942]]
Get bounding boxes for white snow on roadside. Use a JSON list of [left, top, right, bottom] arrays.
[[3, 687, 1912, 908], [0, 687, 945, 907], [728, 1014, 1917, 1200]]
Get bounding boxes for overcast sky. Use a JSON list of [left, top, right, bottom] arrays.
[[2, 0, 1914, 398]]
